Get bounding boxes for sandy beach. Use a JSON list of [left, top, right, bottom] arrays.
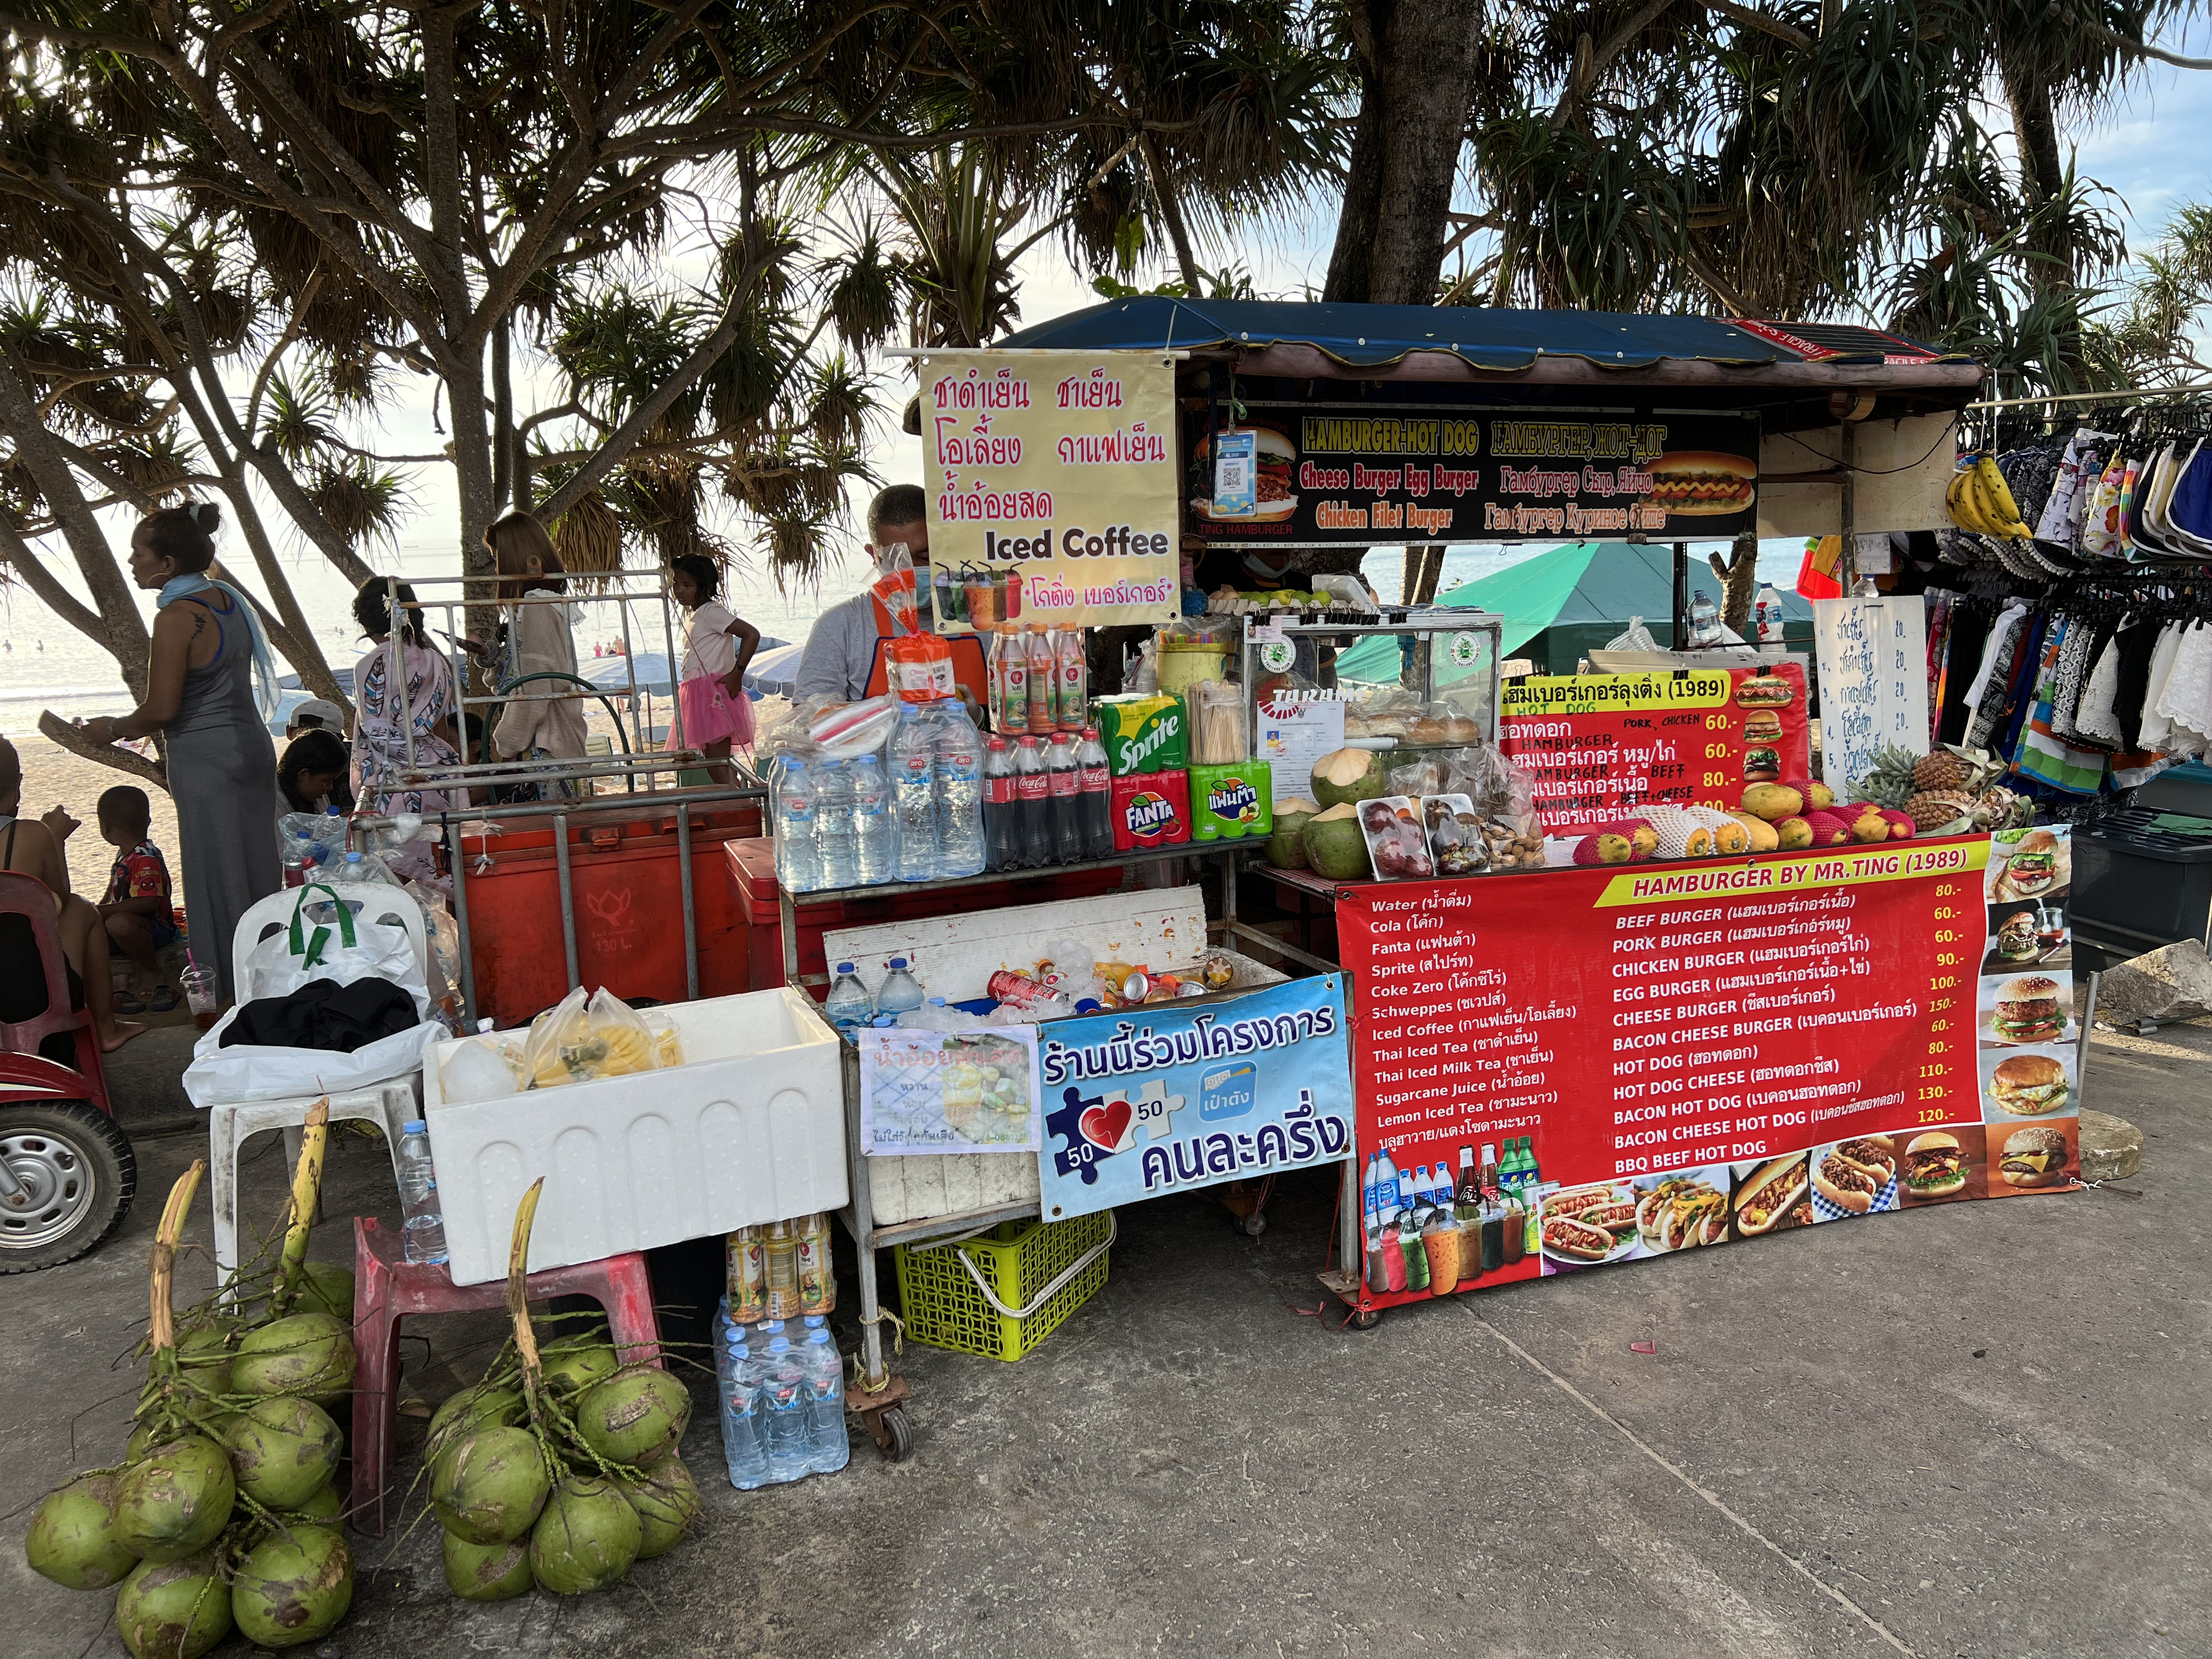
[[14, 732, 187, 907]]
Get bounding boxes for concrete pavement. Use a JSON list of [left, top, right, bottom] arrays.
[[3, 1021, 2204, 1658]]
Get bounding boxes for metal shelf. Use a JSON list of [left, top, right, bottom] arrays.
[[779, 839, 1251, 909]]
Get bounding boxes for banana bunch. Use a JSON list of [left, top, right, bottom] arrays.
[[1945, 452, 2033, 540]]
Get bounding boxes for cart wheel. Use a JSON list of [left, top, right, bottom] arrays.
[[0, 1101, 136, 1275], [877, 1406, 914, 1463], [1350, 1308, 1383, 1332], [1239, 1210, 1267, 1238]]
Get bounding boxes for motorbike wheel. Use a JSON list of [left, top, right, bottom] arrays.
[[0, 1100, 136, 1274]]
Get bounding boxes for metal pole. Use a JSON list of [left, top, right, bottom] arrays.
[[553, 810, 579, 990], [662, 584, 686, 760], [1839, 420, 1858, 589], [677, 800, 698, 1000], [1671, 543, 1688, 649], [447, 817, 477, 1023]]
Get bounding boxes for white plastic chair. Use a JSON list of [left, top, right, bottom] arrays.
[[207, 881, 432, 1295]]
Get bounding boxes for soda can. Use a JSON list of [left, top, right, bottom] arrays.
[[796, 1212, 836, 1314], [727, 1225, 768, 1323]]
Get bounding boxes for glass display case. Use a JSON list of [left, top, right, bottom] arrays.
[[1235, 608, 1506, 742]]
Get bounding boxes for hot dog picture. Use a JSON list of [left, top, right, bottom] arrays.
[[1650, 451, 1757, 516], [1812, 1151, 1881, 1214], [1541, 1214, 1615, 1261], [1832, 1135, 1897, 1183], [1734, 673, 1795, 708], [1731, 1155, 1808, 1236]]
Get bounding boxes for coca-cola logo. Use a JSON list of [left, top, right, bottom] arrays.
[[1124, 791, 1181, 836], [1207, 779, 1258, 821]]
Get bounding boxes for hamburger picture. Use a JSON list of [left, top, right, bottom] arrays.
[[1650, 451, 1757, 517], [1991, 975, 2065, 1044], [1191, 426, 1296, 521], [1993, 909, 2039, 963], [1743, 708, 1783, 745], [1999, 1124, 2072, 1188], [1734, 674, 1796, 709], [1744, 747, 1782, 783], [1996, 829, 2062, 898], [1901, 1131, 1970, 1199], [1987, 1053, 2070, 1117]]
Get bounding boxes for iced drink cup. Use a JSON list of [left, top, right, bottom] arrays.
[[1422, 1220, 1460, 1295]]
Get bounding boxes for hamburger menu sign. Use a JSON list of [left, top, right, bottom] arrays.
[[1188, 405, 1759, 545]]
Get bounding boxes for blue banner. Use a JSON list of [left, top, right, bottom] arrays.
[[1037, 975, 1355, 1220]]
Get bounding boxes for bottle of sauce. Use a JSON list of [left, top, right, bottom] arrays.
[[1453, 1147, 1483, 1281]]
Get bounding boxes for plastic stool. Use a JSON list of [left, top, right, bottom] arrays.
[[210, 1082, 417, 1296], [348, 1214, 662, 1536]]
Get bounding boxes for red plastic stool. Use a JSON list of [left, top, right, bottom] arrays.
[[349, 1214, 662, 1536]]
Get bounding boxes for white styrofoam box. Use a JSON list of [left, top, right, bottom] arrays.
[[422, 986, 845, 1285], [825, 887, 1287, 1228]]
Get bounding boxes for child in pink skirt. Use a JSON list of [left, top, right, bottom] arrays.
[[667, 554, 760, 780]]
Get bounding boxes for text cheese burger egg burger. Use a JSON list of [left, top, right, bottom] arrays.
[[1901, 1132, 1968, 1198], [1989, 1053, 2069, 1115], [1993, 975, 2065, 1043], [1999, 1125, 2070, 1188], [1650, 451, 1757, 515]]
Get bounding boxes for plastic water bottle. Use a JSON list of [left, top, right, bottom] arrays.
[[801, 1321, 849, 1474], [890, 705, 937, 882], [933, 705, 986, 878], [282, 830, 314, 889], [1076, 727, 1116, 859], [824, 962, 874, 1030], [815, 758, 857, 889], [1045, 734, 1084, 865], [850, 754, 894, 885], [1687, 588, 1721, 649], [1754, 582, 1786, 651], [761, 1337, 811, 1482], [395, 1120, 448, 1266], [721, 1335, 771, 1490], [774, 758, 821, 892], [1012, 735, 1051, 867], [982, 736, 1016, 872], [875, 957, 924, 1016]]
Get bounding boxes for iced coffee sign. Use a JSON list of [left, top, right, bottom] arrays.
[[921, 349, 1182, 628]]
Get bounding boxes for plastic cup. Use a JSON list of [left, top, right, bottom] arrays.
[[181, 963, 221, 1031]]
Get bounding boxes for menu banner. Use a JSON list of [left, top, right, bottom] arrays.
[[921, 349, 1181, 627], [1036, 976, 1355, 1222], [1334, 833, 2078, 1313], [1814, 596, 1931, 799], [1499, 662, 1810, 834], [1188, 407, 1759, 546]]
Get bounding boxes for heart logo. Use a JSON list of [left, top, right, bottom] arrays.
[[1079, 1098, 1134, 1153]]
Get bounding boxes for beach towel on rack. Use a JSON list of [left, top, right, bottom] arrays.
[[2016, 617, 2110, 793]]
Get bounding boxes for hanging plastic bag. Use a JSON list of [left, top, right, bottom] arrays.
[[887, 633, 956, 703], [872, 542, 919, 635], [519, 985, 591, 1088], [583, 987, 658, 1077]]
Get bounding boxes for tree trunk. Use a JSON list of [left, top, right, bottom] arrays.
[[1401, 544, 1446, 606], [1139, 132, 1204, 295], [1322, 0, 1485, 306], [1707, 533, 1759, 635], [2000, 52, 2079, 377]]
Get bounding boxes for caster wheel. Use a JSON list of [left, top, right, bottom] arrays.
[[1239, 1211, 1267, 1238], [1350, 1308, 1382, 1331], [877, 1405, 914, 1462]]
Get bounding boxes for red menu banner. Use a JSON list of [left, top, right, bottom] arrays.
[[1499, 663, 1810, 834], [1334, 834, 2079, 1313]]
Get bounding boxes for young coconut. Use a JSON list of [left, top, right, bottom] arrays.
[[295, 1260, 356, 1324], [573, 1363, 692, 1468], [289, 1481, 345, 1528], [1302, 803, 1371, 880], [538, 1328, 620, 1400], [25, 1473, 140, 1590], [529, 1472, 643, 1595], [227, 1397, 344, 1510], [173, 1318, 239, 1397], [112, 1437, 236, 1565], [1309, 747, 1387, 808], [432, 1425, 551, 1545], [231, 1312, 357, 1406], [425, 1381, 526, 1472], [617, 1457, 701, 1559], [1265, 799, 1319, 870], [114, 1551, 233, 1659], [231, 1525, 353, 1648], [444, 1530, 535, 1601]]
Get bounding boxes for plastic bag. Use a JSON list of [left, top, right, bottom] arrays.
[[643, 1010, 685, 1070], [872, 542, 919, 635], [519, 986, 590, 1088], [1312, 571, 1378, 613], [583, 987, 658, 1077], [807, 693, 901, 758], [441, 1034, 526, 1103], [1604, 616, 1662, 652], [886, 634, 955, 703]]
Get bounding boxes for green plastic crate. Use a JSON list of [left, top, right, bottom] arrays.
[[894, 1211, 1113, 1362]]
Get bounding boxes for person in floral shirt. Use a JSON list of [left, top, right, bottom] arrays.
[[96, 785, 179, 1014]]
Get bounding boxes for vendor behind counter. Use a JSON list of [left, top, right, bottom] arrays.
[[795, 484, 988, 705]]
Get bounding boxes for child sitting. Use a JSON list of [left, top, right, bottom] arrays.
[[95, 785, 180, 1014]]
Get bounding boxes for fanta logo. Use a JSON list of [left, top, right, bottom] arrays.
[[1125, 792, 1180, 834], [1208, 780, 1258, 821]]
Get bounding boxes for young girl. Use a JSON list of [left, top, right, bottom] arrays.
[[667, 554, 760, 781], [486, 512, 588, 775], [351, 577, 461, 815], [278, 727, 355, 817]]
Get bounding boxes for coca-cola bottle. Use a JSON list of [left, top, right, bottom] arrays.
[[981, 735, 1016, 872], [1012, 734, 1051, 867], [1076, 726, 1116, 859], [1045, 733, 1084, 864]]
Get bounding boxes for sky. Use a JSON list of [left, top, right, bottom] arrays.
[[4, 38, 2210, 727]]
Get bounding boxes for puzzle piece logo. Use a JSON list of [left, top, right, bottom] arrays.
[[1044, 1078, 1186, 1184]]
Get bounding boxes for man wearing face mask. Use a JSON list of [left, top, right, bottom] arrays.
[[795, 484, 987, 706]]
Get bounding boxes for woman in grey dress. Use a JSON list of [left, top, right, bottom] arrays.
[[79, 503, 281, 1001]]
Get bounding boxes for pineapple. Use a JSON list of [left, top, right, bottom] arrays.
[[1911, 749, 1975, 792], [1904, 789, 1976, 833], [1858, 744, 1924, 810], [1972, 786, 2023, 831]]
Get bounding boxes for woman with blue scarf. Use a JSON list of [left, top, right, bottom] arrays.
[[78, 502, 282, 1002]]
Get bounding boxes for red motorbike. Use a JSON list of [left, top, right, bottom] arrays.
[[1, 874, 137, 1273]]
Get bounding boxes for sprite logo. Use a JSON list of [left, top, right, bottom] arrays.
[[1208, 779, 1258, 822], [1125, 791, 1180, 836], [1112, 708, 1183, 771]]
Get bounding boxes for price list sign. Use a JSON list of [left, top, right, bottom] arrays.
[[1334, 834, 2072, 1314], [1500, 663, 1809, 835]]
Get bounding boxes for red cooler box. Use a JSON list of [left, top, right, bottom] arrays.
[[723, 838, 1126, 993], [460, 797, 761, 1026]]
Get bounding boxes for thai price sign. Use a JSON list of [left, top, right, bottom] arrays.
[[858, 1026, 1042, 1156], [1187, 406, 1759, 546], [1332, 835, 2077, 1314], [1036, 975, 1355, 1221], [921, 349, 1181, 628], [1814, 596, 1931, 799], [1500, 662, 1810, 834]]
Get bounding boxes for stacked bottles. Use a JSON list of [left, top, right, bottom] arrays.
[[397, 1120, 448, 1266], [984, 623, 1089, 735], [1045, 734, 1084, 864], [761, 1336, 811, 1483], [801, 1316, 849, 1474], [718, 1326, 771, 1489], [815, 758, 856, 889], [850, 754, 893, 885], [890, 704, 937, 882], [933, 703, 986, 877], [773, 759, 820, 892], [1011, 735, 1051, 867], [983, 737, 1018, 872], [1076, 727, 1116, 859]]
